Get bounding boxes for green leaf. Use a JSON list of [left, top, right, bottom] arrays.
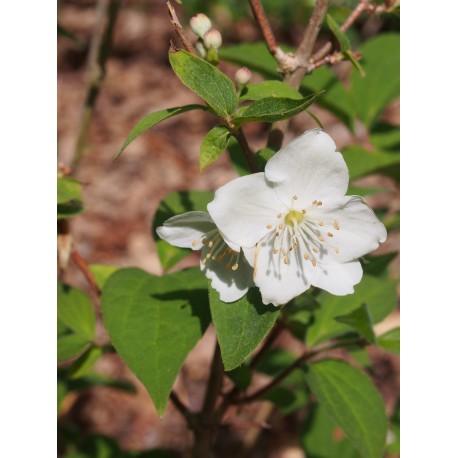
[[57, 202, 85, 219], [301, 67, 355, 130], [220, 43, 278, 79], [226, 365, 252, 391], [152, 190, 213, 270], [304, 360, 387, 458], [115, 104, 206, 159], [351, 33, 400, 129], [169, 50, 237, 118], [89, 264, 119, 290], [101, 267, 211, 415], [301, 404, 360, 458], [233, 92, 323, 125], [209, 287, 280, 371], [58, 177, 83, 204], [257, 348, 309, 415], [200, 125, 231, 170], [370, 123, 400, 152], [327, 15, 350, 52], [239, 81, 302, 102], [67, 347, 103, 379], [335, 303, 376, 344], [57, 333, 91, 362], [343, 50, 366, 78], [362, 252, 397, 277], [343, 145, 400, 180], [58, 283, 96, 341], [378, 327, 400, 355], [307, 275, 397, 346]]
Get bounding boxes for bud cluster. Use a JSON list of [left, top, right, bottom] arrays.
[[189, 13, 222, 64]]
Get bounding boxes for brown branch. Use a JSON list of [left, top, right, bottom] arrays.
[[312, 0, 371, 63], [249, 0, 298, 72], [167, 1, 195, 54], [170, 391, 196, 425], [72, 0, 121, 168], [249, 323, 283, 369], [232, 338, 366, 405], [71, 249, 101, 297], [233, 129, 259, 173]]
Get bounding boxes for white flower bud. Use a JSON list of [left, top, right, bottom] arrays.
[[190, 13, 212, 39], [235, 67, 252, 85], [203, 29, 222, 50], [196, 39, 207, 58]]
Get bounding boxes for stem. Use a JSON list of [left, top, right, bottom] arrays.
[[249, 323, 283, 369], [72, 0, 121, 169], [71, 249, 101, 297], [191, 342, 224, 458], [233, 338, 366, 405], [170, 391, 197, 426], [167, 1, 195, 54], [248, 0, 298, 72], [312, 0, 371, 63], [233, 128, 259, 173]]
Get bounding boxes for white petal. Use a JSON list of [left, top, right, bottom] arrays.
[[252, 233, 318, 306], [310, 196, 387, 263], [201, 249, 253, 302], [208, 173, 286, 248], [242, 246, 256, 267], [312, 260, 363, 295], [265, 129, 349, 208], [156, 211, 215, 250]]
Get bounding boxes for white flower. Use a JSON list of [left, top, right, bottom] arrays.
[[156, 211, 253, 302], [208, 129, 387, 306]]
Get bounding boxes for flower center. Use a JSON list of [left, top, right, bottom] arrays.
[[284, 210, 304, 227]]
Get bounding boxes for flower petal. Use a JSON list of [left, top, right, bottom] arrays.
[[156, 211, 215, 250], [252, 233, 318, 306], [265, 129, 349, 208], [309, 196, 387, 263], [312, 260, 363, 295], [201, 248, 253, 302], [208, 173, 286, 249]]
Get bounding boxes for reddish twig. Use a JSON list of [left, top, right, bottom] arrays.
[[249, 0, 298, 72], [312, 0, 372, 63], [71, 249, 101, 296], [233, 129, 259, 173], [167, 1, 195, 54], [170, 391, 196, 426]]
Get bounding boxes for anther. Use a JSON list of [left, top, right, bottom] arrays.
[[206, 253, 212, 259], [312, 260, 317, 267], [279, 224, 284, 230], [333, 221, 340, 230], [317, 201, 322, 206], [277, 213, 282, 218], [327, 232, 334, 237], [202, 238, 208, 244], [319, 221, 324, 226], [303, 253, 309, 260], [275, 231, 280, 237], [312, 247, 319, 253], [284, 258, 289, 265], [273, 249, 279, 254], [293, 195, 298, 200], [312, 200, 318, 206], [335, 247, 340, 254], [302, 209, 307, 214], [232, 264, 239, 271], [208, 241, 214, 248], [266, 224, 272, 229], [192, 240, 198, 247], [318, 236, 324, 242], [281, 248, 287, 256]]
